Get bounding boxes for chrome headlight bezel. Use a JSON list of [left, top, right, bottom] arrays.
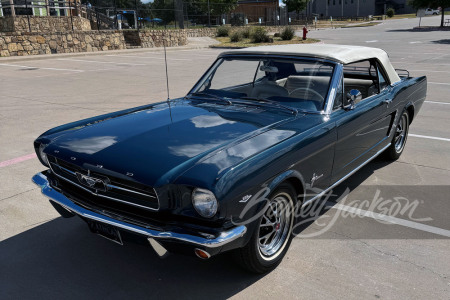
[[37, 143, 50, 167], [191, 188, 218, 218]]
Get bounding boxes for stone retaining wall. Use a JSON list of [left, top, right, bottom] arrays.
[[0, 31, 125, 56], [184, 28, 217, 37], [0, 29, 188, 57], [139, 30, 187, 47], [0, 16, 91, 33]]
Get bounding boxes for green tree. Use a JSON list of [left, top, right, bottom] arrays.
[[151, 0, 176, 24], [197, 0, 238, 16], [409, 0, 450, 27], [282, 0, 309, 14]]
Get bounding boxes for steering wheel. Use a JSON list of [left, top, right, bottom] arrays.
[[289, 87, 324, 101]]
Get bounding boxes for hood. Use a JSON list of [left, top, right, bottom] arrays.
[[44, 99, 298, 187]]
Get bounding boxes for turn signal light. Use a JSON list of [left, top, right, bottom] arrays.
[[194, 248, 211, 259]]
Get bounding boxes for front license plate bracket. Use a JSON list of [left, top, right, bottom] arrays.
[[86, 219, 123, 245]]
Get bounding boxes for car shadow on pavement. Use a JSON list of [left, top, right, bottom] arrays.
[[0, 217, 264, 299]]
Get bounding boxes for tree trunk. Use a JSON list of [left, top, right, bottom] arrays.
[[441, 9, 445, 27]]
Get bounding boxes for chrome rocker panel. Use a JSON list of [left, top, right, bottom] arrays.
[[32, 172, 247, 252]]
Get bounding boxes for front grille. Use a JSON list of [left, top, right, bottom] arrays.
[[47, 155, 159, 211]]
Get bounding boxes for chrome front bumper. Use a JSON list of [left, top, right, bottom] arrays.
[[32, 172, 247, 256]]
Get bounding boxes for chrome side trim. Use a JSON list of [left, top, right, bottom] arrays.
[[324, 63, 344, 115], [32, 172, 247, 248], [49, 162, 159, 211], [303, 143, 391, 207]]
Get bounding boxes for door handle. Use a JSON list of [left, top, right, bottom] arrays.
[[383, 99, 393, 105]]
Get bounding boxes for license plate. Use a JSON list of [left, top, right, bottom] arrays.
[[87, 220, 123, 245]]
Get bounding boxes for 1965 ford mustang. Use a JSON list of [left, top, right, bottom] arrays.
[[32, 44, 427, 273]]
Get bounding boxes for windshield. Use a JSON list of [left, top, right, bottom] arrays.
[[189, 57, 336, 112]]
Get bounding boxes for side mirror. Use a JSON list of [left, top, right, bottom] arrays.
[[344, 89, 362, 110]]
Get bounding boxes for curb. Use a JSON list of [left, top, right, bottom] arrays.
[[0, 44, 213, 63]]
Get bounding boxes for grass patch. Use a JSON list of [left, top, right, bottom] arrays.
[[211, 36, 320, 48]]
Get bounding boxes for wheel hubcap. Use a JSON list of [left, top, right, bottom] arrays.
[[258, 194, 292, 258], [394, 115, 407, 152]]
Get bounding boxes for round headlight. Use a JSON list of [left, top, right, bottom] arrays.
[[192, 188, 218, 218], [38, 144, 49, 167]]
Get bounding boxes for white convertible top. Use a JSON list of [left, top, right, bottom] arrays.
[[222, 44, 401, 84]]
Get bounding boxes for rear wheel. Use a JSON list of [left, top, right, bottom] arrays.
[[384, 110, 409, 160], [235, 183, 295, 273]]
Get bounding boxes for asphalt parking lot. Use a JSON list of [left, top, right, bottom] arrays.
[[1, 15, 449, 299]]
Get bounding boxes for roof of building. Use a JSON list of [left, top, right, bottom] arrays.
[[221, 44, 401, 83]]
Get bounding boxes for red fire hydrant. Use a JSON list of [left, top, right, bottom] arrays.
[[302, 26, 308, 40]]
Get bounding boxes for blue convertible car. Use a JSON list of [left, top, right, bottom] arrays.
[[32, 44, 427, 273]]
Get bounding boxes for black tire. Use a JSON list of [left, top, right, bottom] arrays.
[[384, 110, 409, 160], [234, 183, 296, 273]]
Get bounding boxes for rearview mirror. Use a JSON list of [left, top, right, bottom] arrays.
[[344, 89, 362, 110]]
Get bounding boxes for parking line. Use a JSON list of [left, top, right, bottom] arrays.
[[57, 58, 147, 66], [0, 153, 36, 168], [0, 63, 84, 72], [328, 201, 450, 238], [426, 101, 450, 105], [105, 54, 190, 61], [409, 134, 450, 142], [409, 70, 450, 74], [428, 82, 450, 86]]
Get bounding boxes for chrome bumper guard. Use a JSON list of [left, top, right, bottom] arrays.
[[32, 172, 247, 255]]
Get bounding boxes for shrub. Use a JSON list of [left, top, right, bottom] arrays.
[[273, 32, 281, 37], [241, 27, 251, 38], [230, 31, 243, 42], [280, 27, 295, 40], [216, 26, 230, 37], [230, 13, 245, 26], [386, 7, 395, 18], [251, 27, 270, 43]]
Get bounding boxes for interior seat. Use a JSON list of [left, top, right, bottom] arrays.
[[250, 79, 288, 99]]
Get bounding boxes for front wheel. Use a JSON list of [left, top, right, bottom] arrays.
[[234, 183, 295, 273], [384, 110, 409, 160]]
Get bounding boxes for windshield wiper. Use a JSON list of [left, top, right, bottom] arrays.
[[238, 97, 298, 115], [187, 92, 232, 105]]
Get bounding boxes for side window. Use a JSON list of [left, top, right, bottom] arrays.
[[343, 59, 380, 104]]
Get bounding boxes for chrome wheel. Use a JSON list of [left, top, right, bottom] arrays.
[[258, 192, 293, 260], [394, 114, 408, 153]]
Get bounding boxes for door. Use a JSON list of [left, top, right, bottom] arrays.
[[331, 59, 393, 183]]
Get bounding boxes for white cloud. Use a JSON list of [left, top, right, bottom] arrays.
[[190, 115, 236, 128]]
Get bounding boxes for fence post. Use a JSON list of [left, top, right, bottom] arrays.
[[9, 0, 15, 16], [69, 0, 74, 31], [25, 0, 31, 32]]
